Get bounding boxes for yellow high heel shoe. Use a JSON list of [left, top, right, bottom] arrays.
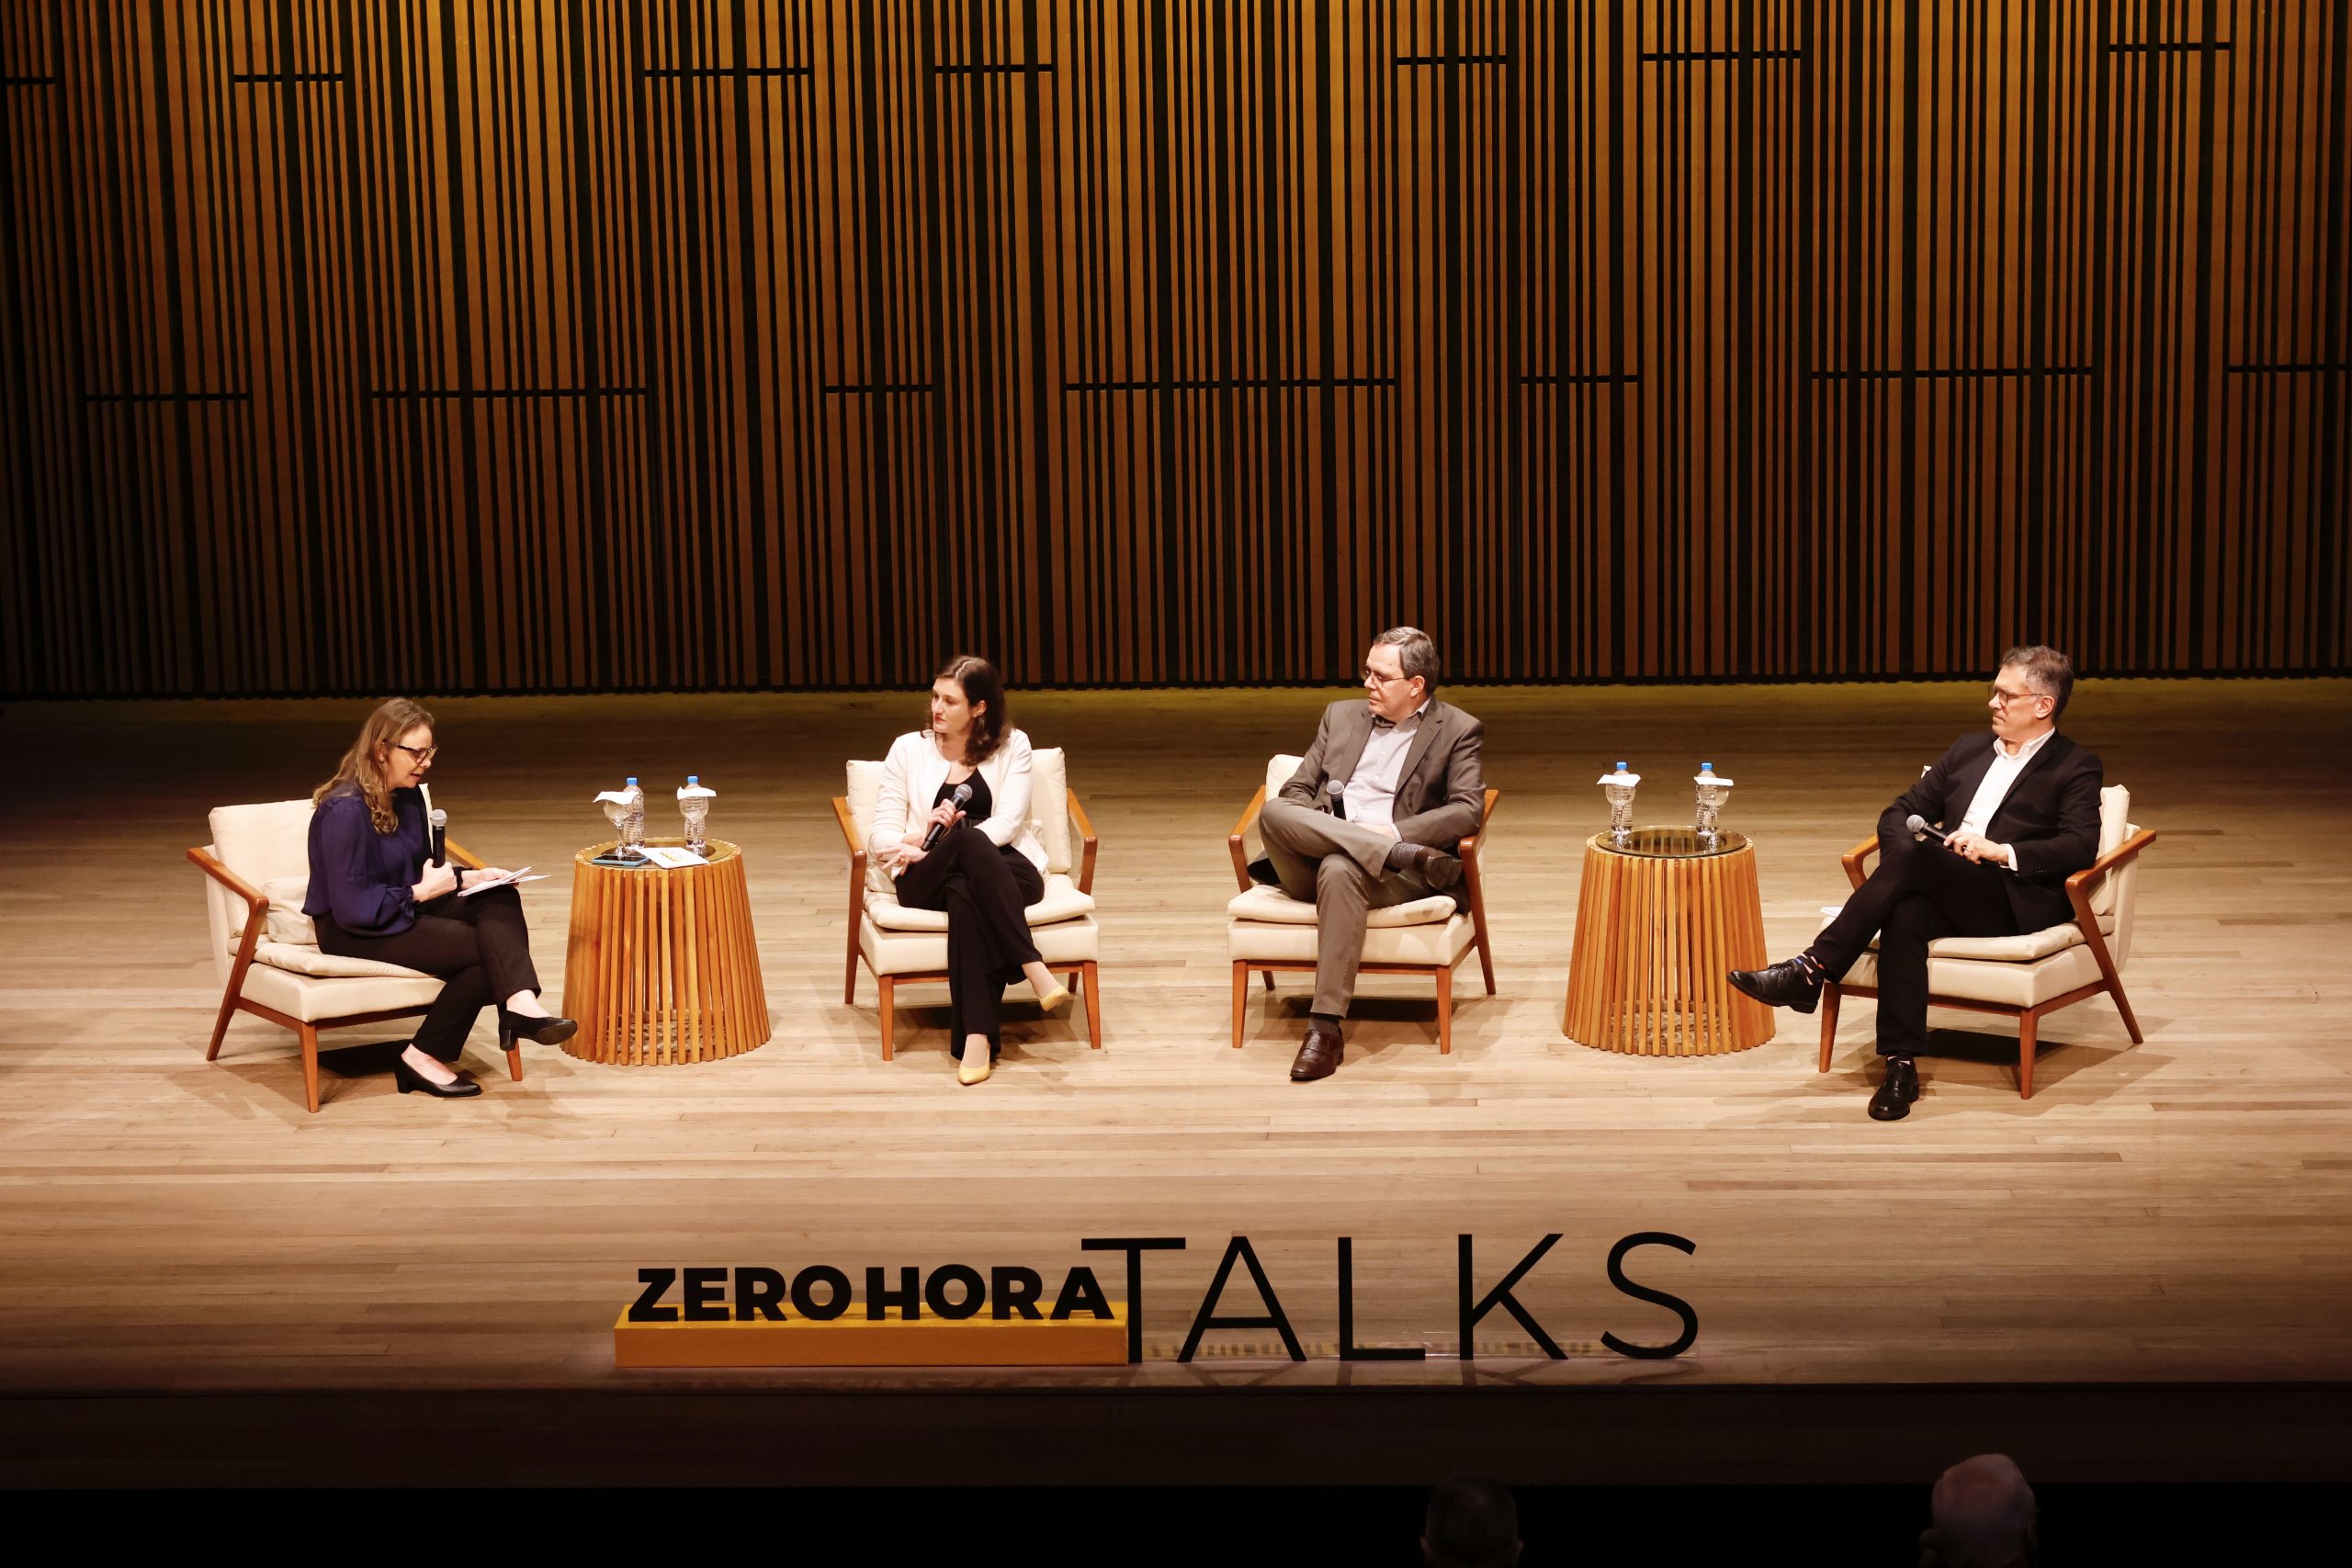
[[957, 1045, 993, 1086], [1035, 977, 1073, 1015]]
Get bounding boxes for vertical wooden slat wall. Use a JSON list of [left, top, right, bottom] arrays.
[[0, 1, 2343, 696]]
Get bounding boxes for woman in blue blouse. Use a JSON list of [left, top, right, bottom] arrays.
[[304, 698, 575, 1099]]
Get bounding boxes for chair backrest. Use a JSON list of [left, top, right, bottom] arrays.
[[200, 800, 317, 977], [843, 747, 1073, 878], [2086, 784, 2131, 919]]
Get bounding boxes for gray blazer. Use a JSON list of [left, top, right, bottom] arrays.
[[1278, 696, 1487, 849]]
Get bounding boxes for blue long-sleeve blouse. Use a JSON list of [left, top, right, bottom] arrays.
[[302, 784, 431, 937]]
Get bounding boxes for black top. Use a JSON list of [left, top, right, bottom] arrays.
[[933, 771, 992, 827], [302, 784, 430, 936]]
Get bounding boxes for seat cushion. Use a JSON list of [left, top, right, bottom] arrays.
[[1818, 909, 2117, 963], [1230, 910, 1475, 967], [1838, 944, 2108, 1010], [251, 941, 435, 981], [867, 874, 1096, 932], [236, 961, 447, 1022], [1226, 884, 1459, 928], [860, 913, 1100, 976]]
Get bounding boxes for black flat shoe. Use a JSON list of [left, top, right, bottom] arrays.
[[499, 1010, 578, 1047], [1727, 956, 1824, 1014], [395, 1058, 482, 1099], [1868, 1055, 1921, 1121]]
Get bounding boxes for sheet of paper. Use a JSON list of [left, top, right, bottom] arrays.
[[458, 866, 548, 897], [637, 845, 708, 868]]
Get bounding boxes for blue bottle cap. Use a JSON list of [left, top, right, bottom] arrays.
[[687, 775, 698, 784], [1614, 761, 1628, 771], [626, 776, 639, 785]]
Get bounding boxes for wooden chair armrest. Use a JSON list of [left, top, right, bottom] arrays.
[[1228, 785, 1268, 891], [2064, 828, 2156, 928], [831, 796, 865, 855], [187, 845, 267, 911], [1067, 788, 1099, 897], [1839, 834, 1880, 890], [831, 796, 869, 920], [443, 838, 487, 872]]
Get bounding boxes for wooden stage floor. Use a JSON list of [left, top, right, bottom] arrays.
[[4, 681, 2349, 1483]]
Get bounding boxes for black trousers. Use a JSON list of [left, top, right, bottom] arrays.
[[892, 827, 1045, 1047], [1808, 825, 2021, 1057], [316, 885, 542, 1062]]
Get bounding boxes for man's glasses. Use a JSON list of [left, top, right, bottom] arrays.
[[1987, 685, 2045, 710], [1362, 669, 1408, 686], [392, 742, 439, 762]]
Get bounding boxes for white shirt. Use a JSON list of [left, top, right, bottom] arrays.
[[1341, 703, 1429, 829], [869, 728, 1048, 874], [1955, 727, 2056, 871]]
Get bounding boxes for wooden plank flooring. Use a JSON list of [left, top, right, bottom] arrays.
[[3, 681, 2348, 1397]]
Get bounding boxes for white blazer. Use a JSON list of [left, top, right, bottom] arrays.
[[869, 727, 1049, 876]]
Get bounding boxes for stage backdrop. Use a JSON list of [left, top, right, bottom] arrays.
[[0, 1, 2344, 696]]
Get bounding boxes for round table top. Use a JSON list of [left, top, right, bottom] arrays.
[[574, 837, 741, 869], [1587, 827, 1750, 860]]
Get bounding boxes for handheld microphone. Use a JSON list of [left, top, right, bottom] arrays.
[[922, 783, 975, 850], [428, 808, 449, 867], [1905, 813, 1952, 843], [1325, 780, 1347, 820]]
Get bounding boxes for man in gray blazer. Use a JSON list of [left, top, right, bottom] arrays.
[[1259, 626, 1487, 1081]]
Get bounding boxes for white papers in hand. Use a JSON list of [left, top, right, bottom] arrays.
[[459, 866, 548, 897]]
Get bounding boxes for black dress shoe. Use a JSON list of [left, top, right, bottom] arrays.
[[1868, 1055, 1921, 1121], [499, 1010, 579, 1047], [1726, 956, 1824, 1014], [394, 1058, 482, 1098], [1398, 843, 1464, 891], [1289, 1019, 1345, 1081]]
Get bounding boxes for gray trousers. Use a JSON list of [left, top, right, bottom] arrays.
[[1258, 797, 1438, 1018]]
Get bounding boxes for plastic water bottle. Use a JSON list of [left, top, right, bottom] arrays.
[[678, 776, 715, 858], [1692, 761, 1734, 845], [1600, 761, 1640, 847], [616, 776, 647, 858]]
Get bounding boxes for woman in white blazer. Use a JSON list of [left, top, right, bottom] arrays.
[[869, 654, 1069, 1084]]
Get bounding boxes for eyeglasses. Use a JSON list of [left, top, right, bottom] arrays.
[[1987, 684, 2046, 710], [392, 742, 439, 762], [1362, 668, 1409, 686]]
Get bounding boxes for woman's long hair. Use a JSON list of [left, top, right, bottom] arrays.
[[314, 698, 435, 834], [933, 654, 1009, 764]]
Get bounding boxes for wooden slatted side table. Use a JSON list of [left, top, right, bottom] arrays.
[[1563, 828, 1775, 1055], [562, 839, 771, 1066]]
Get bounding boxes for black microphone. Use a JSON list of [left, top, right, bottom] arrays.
[[428, 807, 449, 867], [922, 783, 975, 850], [1325, 779, 1347, 820], [1905, 813, 1951, 843]]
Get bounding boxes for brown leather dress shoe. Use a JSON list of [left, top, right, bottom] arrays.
[[1399, 843, 1464, 891], [1289, 1018, 1345, 1081]]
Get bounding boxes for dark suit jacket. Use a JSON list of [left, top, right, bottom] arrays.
[[1884, 730, 2105, 931], [1278, 697, 1486, 850]]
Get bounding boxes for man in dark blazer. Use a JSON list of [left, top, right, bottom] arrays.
[[1730, 645, 2103, 1120], [1259, 626, 1486, 1082]]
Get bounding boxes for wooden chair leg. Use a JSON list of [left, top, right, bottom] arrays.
[[1474, 928, 1498, 996], [1231, 963, 1249, 1049], [300, 1023, 322, 1114], [504, 1041, 526, 1081], [2018, 1011, 2039, 1100], [1080, 961, 1103, 1049], [844, 943, 860, 1005], [1261, 968, 1275, 991], [1817, 984, 1843, 1073], [2107, 978, 2145, 1044], [877, 976, 897, 1062], [1436, 964, 1454, 1055], [206, 986, 241, 1062]]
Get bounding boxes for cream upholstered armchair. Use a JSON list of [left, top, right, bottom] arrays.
[[189, 800, 509, 1113], [834, 746, 1102, 1059], [1819, 784, 2156, 1098], [1226, 755, 1498, 1055]]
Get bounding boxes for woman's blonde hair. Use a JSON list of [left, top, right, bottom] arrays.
[[314, 698, 435, 834]]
